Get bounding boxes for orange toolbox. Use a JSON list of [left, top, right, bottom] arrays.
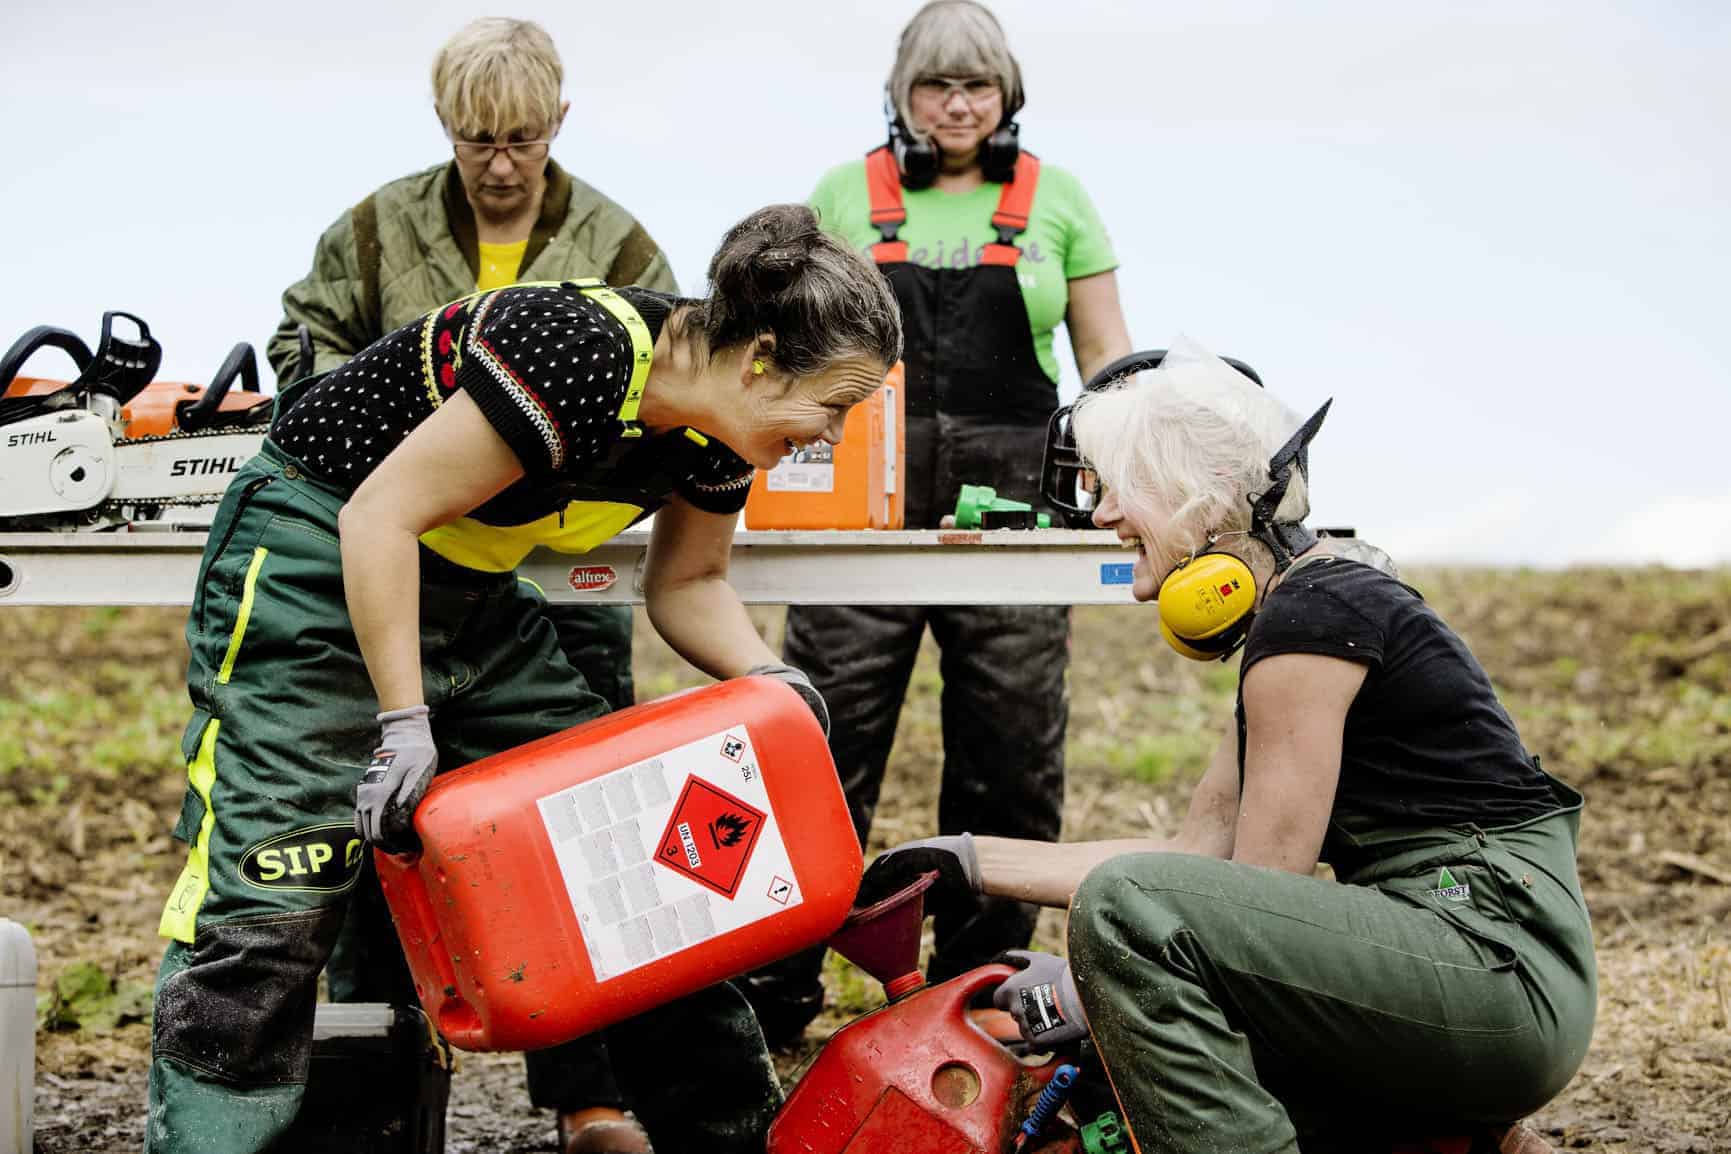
[[745, 362, 905, 529], [375, 676, 862, 1052]]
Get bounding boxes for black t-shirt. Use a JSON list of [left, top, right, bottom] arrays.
[[1235, 556, 1561, 847], [271, 283, 754, 520]]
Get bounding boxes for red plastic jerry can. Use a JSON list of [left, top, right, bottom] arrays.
[[376, 676, 861, 1052], [768, 963, 1059, 1154]]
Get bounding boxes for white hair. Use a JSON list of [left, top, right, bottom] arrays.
[[887, 1, 1024, 137], [1072, 336, 1311, 572]]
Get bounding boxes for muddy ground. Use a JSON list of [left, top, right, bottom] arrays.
[[2, 566, 1727, 1152]]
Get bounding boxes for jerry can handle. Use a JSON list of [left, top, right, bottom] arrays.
[[376, 849, 482, 1048]]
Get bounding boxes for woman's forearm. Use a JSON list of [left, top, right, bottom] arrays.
[[975, 835, 1172, 909], [338, 506, 424, 712], [645, 576, 777, 682]]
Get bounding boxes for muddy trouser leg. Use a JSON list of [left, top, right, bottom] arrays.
[[1066, 840, 1596, 1154], [736, 603, 928, 1041], [519, 602, 635, 1113], [924, 604, 1068, 981], [147, 455, 408, 1154]]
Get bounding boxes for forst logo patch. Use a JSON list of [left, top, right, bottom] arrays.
[[239, 824, 365, 892], [655, 777, 767, 899]]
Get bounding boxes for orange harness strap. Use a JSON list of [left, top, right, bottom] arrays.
[[980, 151, 1041, 267], [865, 147, 909, 263], [865, 147, 1042, 268]]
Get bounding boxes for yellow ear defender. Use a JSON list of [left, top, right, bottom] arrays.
[[1157, 547, 1258, 661]]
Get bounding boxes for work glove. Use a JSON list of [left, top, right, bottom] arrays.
[[992, 950, 1090, 1048], [355, 704, 438, 855], [854, 833, 981, 917], [747, 662, 830, 737]]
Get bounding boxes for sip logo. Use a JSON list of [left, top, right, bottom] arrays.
[[239, 823, 365, 892]]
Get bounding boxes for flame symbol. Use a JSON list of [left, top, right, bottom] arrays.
[[709, 812, 751, 848]]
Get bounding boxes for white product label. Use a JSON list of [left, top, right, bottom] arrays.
[[881, 385, 897, 496], [765, 441, 835, 493], [536, 726, 802, 982]]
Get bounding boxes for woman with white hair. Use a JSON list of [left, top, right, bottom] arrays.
[[856, 343, 1595, 1153], [746, 0, 1133, 1046]]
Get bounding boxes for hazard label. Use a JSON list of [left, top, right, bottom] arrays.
[[536, 725, 802, 983], [654, 778, 766, 899]]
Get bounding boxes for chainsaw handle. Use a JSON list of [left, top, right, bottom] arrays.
[[179, 342, 260, 432], [79, 311, 162, 406], [0, 326, 93, 395]]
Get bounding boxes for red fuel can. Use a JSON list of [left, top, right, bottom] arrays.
[[768, 964, 1059, 1154], [376, 676, 861, 1052]]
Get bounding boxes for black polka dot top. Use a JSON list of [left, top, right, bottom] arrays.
[[271, 284, 755, 521]]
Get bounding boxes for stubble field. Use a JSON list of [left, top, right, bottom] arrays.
[[1, 566, 1727, 1152]]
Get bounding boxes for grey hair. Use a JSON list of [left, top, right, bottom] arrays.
[[1072, 337, 1311, 574], [679, 205, 903, 375], [888, 1, 1024, 137]]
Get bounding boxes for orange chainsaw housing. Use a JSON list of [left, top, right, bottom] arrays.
[[744, 361, 905, 530], [2, 375, 271, 438], [375, 676, 861, 1052]]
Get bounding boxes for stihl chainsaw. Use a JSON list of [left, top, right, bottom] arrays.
[[0, 311, 273, 531]]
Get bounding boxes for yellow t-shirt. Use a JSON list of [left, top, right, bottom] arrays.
[[476, 239, 528, 291]]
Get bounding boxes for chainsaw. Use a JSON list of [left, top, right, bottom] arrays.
[[0, 311, 274, 531]]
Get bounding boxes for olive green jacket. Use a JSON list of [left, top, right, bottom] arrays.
[[266, 161, 678, 384]]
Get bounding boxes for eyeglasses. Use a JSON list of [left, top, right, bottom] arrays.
[[911, 75, 1001, 106], [450, 137, 553, 164]]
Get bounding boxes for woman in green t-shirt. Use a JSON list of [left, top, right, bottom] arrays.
[[741, 0, 1133, 1047]]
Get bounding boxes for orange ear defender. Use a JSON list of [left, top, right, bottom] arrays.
[[1157, 548, 1258, 661]]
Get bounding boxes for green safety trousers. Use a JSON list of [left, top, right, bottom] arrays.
[[1066, 798, 1596, 1153], [146, 441, 781, 1154]]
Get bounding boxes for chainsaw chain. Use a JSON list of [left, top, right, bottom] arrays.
[[101, 422, 269, 515]]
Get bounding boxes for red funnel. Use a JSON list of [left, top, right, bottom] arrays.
[[826, 871, 935, 1000]]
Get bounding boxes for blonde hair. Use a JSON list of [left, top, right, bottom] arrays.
[[888, 1, 1024, 137], [1072, 337, 1311, 574], [432, 18, 563, 139]]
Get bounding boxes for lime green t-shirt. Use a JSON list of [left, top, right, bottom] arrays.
[[809, 156, 1118, 384]]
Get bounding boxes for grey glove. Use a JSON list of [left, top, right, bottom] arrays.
[[855, 833, 981, 916], [992, 950, 1090, 1047], [747, 662, 830, 737], [355, 704, 438, 854]]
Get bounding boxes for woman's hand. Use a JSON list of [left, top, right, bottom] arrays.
[[991, 950, 1090, 1047], [745, 662, 830, 735], [355, 704, 439, 853], [856, 834, 981, 915]]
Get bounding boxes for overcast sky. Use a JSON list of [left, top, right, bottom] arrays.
[[4, 1, 1726, 565]]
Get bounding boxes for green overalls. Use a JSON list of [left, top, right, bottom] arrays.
[[146, 284, 781, 1154], [1067, 777, 1596, 1153]]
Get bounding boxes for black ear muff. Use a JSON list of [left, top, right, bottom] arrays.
[[889, 120, 937, 190], [978, 121, 1020, 183]]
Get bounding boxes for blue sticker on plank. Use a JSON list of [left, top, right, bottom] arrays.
[[1100, 563, 1135, 585]]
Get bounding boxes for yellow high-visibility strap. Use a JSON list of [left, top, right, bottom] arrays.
[[159, 719, 221, 943], [217, 548, 269, 684], [564, 278, 654, 428]]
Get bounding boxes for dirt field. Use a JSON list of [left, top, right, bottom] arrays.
[[3, 567, 1728, 1152]]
